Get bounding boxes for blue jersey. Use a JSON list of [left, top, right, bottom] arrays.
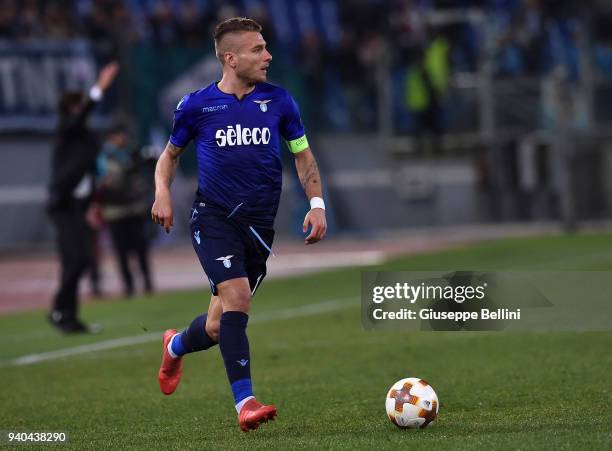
[[170, 82, 307, 226]]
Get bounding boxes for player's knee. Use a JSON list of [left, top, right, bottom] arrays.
[[218, 280, 252, 313], [223, 293, 251, 313]]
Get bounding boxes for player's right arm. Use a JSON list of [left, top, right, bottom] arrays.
[[151, 142, 184, 233], [152, 92, 195, 233]]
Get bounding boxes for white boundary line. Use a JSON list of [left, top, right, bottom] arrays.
[[4, 297, 358, 368]]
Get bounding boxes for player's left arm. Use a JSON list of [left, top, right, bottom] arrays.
[[293, 147, 327, 245]]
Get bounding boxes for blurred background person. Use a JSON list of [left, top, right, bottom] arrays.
[[97, 124, 154, 298], [46, 61, 119, 333], [404, 30, 450, 157]]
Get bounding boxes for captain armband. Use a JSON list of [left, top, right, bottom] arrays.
[[286, 135, 309, 154]]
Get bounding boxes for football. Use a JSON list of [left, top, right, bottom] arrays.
[[385, 378, 439, 429]]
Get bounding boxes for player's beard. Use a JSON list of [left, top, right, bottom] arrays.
[[239, 69, 266, 86], [250, 64, 268, 83]]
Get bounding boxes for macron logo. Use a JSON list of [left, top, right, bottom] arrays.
[[237, 359, 249, 367], [215, 124, 271, 147], [202, 104, 228, 113], [194, 230, 200, 245]]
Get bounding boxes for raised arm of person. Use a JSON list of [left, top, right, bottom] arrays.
[[64, 61, 119, 130], [294, 147, 327, 244], [151, 142, 184, 233]]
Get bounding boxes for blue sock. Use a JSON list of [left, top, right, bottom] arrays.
[[219, 311, 253, 404], [171, 313, 217, 357]]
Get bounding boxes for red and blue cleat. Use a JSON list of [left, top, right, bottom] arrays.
[[238, 398, 277, 432], [158, 329, 183, 395]]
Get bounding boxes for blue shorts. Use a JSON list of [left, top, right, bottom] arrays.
[[189, 201, 274, 296]]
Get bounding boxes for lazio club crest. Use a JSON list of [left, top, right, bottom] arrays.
[[216, 255, 234, 268], [254, 99, 271, 112]]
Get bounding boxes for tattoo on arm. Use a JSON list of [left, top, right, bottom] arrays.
[[299, 159, 320, 190]]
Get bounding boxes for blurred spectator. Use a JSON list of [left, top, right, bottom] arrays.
[[175, 0, 205, 47], [331, 29, 368, 128], [47, 61, 119, 334], [494, 0, 546, 75], [16, 0, 45, 40], [0, 0, 18, 38], [84, 0, 121, 61], [248, 4, 276, 48], [97, 124, 154, 297], [404, 32, 450, 154], [391, 0, 427, 58], [594, 13, 612, 77], [299, 31, 326, 127], [356, 30, 387, 123], [43, 1, 76, 40], [149, 0, 176, 46]]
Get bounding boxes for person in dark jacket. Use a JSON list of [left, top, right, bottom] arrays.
[[97, 125, 154, 297], [47, 61, 119, 333]]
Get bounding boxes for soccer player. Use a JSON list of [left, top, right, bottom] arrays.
[[151, 17, 327, 432]]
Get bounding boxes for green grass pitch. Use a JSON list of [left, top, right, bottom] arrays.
[[1, 234, 611, 449]]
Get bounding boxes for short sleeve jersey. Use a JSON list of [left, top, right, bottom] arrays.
[[170, 82, 307, 226]]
